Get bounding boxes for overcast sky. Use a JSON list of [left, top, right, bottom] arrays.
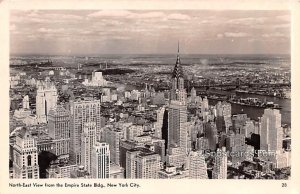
[[10, 10, 290, 55]]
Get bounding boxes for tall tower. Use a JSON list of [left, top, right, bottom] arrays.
[[260, 108, 283, 152], [36, 79, 58, 123], [48, 105, 70, 157], [91, 142, 110, 179], [170, 42, 187, 103], [69, 99, 101, 165], [168, 101, 188, 151], [212, 147, 227, 179], [166, 43, 189, 168], [81, 122, 97, 174], [12, 128, 39, 179]]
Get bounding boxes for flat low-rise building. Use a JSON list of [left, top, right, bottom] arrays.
[[109, 163, 125, 178], [48, 161, 78, 178], [158, 166, 189, 179]]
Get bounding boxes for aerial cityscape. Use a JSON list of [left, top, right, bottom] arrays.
[[9, 10, 291, 179]]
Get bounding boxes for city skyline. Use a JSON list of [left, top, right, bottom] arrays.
[[9, 45, 291, 179], [8, 8, 291, 180], [10, 10, 290, 55]]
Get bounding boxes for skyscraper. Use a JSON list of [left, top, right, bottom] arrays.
[[126, 148, 160, 179], [166, 44, 189, 168], [81, 122, 97, 174], [12, 128, 39, 179], [168, 100, 188, 152], [170, 42, 187, 103], [204, 121, 218, 150], [188, 151, 208, 179], [48, 105, 70, 158], [69, 99, 101, 165], [212, 147, 227, 179], [260, 109, 283, 152], [215, 101, 232, 133], [102, 126, 123, 165], [155, 106, 166, 139], [36, 79, 58, 123], [91, 142, 110, 179]]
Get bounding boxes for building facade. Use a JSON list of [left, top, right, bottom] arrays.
[[36, 79, 58, 123], [48, 105, 70, 157], [12, 128, 39, 179], [91, 142, 110, 179], [69, 99, 101, 165]]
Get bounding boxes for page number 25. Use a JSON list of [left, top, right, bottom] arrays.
[[282, 183, 287, 187]]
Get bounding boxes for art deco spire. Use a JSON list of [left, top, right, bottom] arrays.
[[172, 41, 183, 78], [176, 41, 180, 64]]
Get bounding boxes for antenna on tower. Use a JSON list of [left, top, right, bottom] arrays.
[[177, 41, 180, 54]]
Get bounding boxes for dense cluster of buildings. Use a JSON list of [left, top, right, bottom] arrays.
[[9, 46, 291, 179]]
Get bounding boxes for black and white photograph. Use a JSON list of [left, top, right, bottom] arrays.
[[8, 8, 292, 181]]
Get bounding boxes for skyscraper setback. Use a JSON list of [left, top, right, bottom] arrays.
[[167, 43, 189, 168]]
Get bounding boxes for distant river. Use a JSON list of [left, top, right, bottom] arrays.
[[208, 91, 291, 125], [119, 83, 291, 125]]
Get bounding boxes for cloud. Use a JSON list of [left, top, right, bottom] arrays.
[[276, 14, 290, 22], [111, 36, 132, 40], [137, 11, 165, 19], [88, 10, 166, 20], [167, 13, 191, 20], [227, 17, 266, 25], [88, 10, 192, 21], [248, 38, 260, 42], [262, 32, 287, 38], [37, 28, 67, 34], [273, 23, 290, 29], [224, 32, 249, 38], [88, 10, 132, 18], [216, 33, 224, 38], [10, 10, 291, 55]]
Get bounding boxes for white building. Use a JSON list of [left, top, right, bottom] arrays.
[[82, 71, 107, 87], [126, 149, 160, 179], [13, 95, 32, 121], [36, 79, 58, 123], [188, 151, 208, 179], [260, 109, 283, 152], [47, 106, 70, 158], [168, 100, 188, 152], [91, 142, 110, 179], [12, 128, 39, 179], [81, 122, 97, 174], [154, 106, 165, 139], [102, 126, 123, 165], [212, 147, 227, 179], [69, 99, 101, 165]]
